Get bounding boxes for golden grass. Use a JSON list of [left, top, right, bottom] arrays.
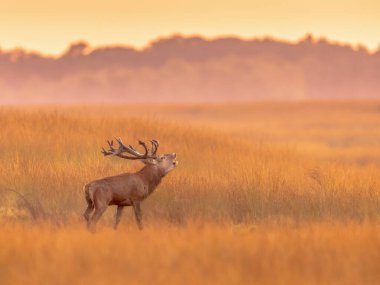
[[2, 223, 380, 285], [0, 102, 380, 284]]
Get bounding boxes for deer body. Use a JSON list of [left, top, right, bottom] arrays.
[[83, 138, 177, 232]]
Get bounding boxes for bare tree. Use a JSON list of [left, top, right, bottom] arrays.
[[83, 138, 178, 232]]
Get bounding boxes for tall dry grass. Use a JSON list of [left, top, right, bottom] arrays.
[[0, 102, 379, 284], [1, 222, 380, 285], [0, 103, 379, 224]]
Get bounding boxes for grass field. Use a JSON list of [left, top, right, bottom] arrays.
[[0, 102, 380, 284]]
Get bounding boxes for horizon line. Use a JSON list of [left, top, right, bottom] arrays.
[[1, 33, 378, 58]]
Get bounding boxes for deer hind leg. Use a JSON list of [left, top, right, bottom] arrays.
[[83, 203, 94, 224], [87, 188, 111, 232], [88, 205, 107, 233], [114, 206, 124, 230], [88, 193, 107, 232], [132, 202, 143, 230], [83, 194, 94, 224]]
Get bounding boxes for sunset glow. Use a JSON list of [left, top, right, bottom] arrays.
[[2, 1, 380, 284], [1, 0, 379, 54]]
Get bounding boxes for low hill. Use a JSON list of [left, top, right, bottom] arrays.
[[1, 35, 380, 103]]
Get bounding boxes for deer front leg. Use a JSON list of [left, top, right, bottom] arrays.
[[132, 202, 143, 230], [114, 206, 124, 230]]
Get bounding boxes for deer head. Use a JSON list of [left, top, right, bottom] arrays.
[[101, 137, 178, 174]]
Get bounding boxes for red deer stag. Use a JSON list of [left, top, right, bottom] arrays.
[[83, 138, 178, 232]]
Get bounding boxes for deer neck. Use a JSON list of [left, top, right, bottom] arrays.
[[138, 165, 164, 192]]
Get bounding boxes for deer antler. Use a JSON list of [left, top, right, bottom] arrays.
[[150, 139, 160, 155], [102, 137, 158, 160]]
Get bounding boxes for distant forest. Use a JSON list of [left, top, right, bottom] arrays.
[[1, 35, 379, 103]]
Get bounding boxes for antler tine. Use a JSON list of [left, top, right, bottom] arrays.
[[152, 139, 159, 147], [150, 140, 155, 155], [121, 140, 146, 157], [101, 147, 109, 156], [138, 140, 149, 157], [102, 139, 118, 156], [106, 140, 115, 151], [101, 138, 124, 157], [115, 137, 140, 156], [116, 137, 124, 148], [150, 139, 160, 155]]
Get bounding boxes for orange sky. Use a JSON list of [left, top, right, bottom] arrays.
[[1, 0, 379, 55]]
